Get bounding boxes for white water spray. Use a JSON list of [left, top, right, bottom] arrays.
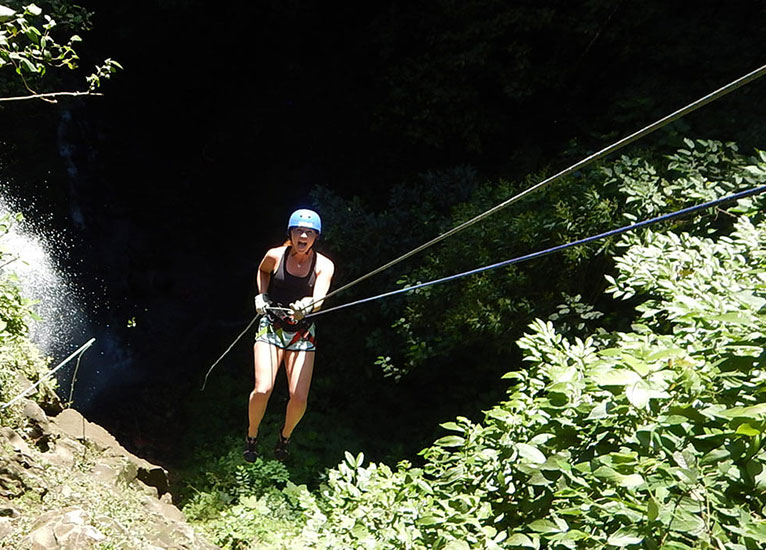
[[0, 196, 89, 357]]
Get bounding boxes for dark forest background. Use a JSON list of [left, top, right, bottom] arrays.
[[1, 0, 765, 476]]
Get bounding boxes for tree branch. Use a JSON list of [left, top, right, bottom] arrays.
[[0, 90, 104, 103]]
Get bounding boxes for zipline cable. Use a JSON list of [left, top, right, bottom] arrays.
[[1, 338, 96, 410], [314, 63, 766, 308], [306, 185, 766, 319]]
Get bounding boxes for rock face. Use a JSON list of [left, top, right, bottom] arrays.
[[0, 399, 220, 550], [26, 507, 105, 550]]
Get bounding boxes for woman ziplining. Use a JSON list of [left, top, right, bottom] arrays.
[[244, 209, 335, 462]]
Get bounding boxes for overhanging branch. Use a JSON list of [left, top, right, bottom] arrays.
[[0, 90, 104, 103]]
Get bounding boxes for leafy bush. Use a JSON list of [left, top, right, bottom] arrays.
[[181, 437, 303, 549], [0, 1, 120, 97]]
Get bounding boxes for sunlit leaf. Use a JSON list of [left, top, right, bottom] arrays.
[[507, 533, 536, 547], [593, 369, 640, 386], [528, 519, 563, 534], [516, 443, 546, 464], [735, 423, 761, 437], [434, 435, 465, 447], [607, 529, 643, 546]]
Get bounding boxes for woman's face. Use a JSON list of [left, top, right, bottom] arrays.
[[290, 227, 318, 254]]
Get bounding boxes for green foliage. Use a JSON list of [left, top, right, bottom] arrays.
[[0, 211, 38, 340], [181, 436, 303, 549], [0, 209, 54, 422], [315, 140, 766, 380], [0, 1, 121, 97]]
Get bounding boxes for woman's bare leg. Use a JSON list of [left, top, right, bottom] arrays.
[[281, 350, 315, 439], [248, 342, 283, 438]]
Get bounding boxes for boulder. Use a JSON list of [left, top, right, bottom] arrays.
[[0, 404, 221, 549], [50, 408, 170, 495], [0, 427, 33, 460], [0, 516, 14, 541], [44, 438, 81, 468], [22, 399, 53, 449], [24, 507, 105, 550], [0, 455, 27, 498], [151, 522, 221, 550]]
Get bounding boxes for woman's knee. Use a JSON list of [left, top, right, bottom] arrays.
[[251, 385, 273, 399]]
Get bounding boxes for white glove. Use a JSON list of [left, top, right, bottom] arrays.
[[290, 297, 314, 321], [254, 293, 269, 315]]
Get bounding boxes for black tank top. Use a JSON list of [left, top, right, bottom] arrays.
[[267, 247, 317, 307]]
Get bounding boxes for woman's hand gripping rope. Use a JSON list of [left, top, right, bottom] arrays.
[[289, 296, 315, 321]]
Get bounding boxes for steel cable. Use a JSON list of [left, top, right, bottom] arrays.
[[307, 185, 766, 318]]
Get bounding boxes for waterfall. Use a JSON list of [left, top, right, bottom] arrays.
[[0, 200, 87, 349], [0, 193, 94, 400]]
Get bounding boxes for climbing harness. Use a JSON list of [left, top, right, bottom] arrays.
[[306, 185, 766, 319], [200, 62, 766, 388], [255, 310, 317, 351], [1, 337, 95, 410]]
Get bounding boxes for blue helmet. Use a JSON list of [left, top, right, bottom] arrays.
[[287, 209, 322, 234]]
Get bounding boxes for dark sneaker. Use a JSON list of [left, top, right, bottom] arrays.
[[244, 435, 258, 463], [274, 428, 291, 461]]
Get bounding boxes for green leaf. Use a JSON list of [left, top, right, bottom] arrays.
[[440, 421, 464, 433], [622, 355, 650, 376], [416, 515, 444, 526], [700, 447, 730, 466], [0, 6, 16, 21], [626, 381, 651, 408], [586, 400, 609, 420], [351, 522, 370, 540], [20, 57, 38, 74], [444, 541, 470, 550], [24, 25, 41, 43], [722, 404, 766, 421], [646, 348, 686, 361], [593, 368, 640, 386], [647, 497, 659, 521], [709, 312, 752, 324], [528, 519, 563, 534], [593, 466, 644, 487], [507, 533, 537, 548], [516, 443, 546, 464], [735, 423, 761, 437], [668, 509, 705, 535], [434, 435, 465, 447], [239, 495, 260, 509], [607, 529, 643, 546]]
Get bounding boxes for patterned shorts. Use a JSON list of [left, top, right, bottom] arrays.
[[255, 315, 317, 352]]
